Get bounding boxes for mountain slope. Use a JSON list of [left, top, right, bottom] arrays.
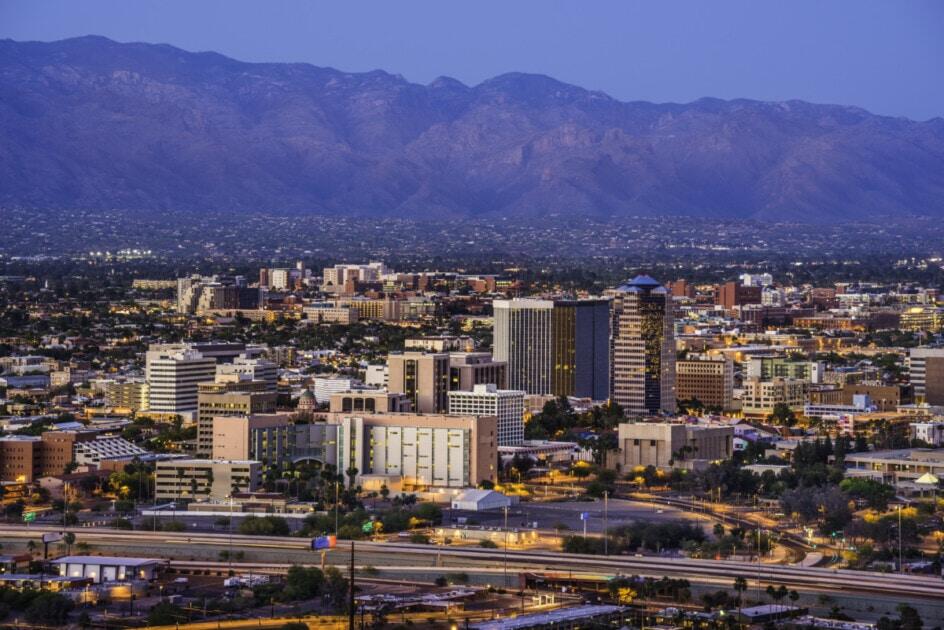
[[1, 35, 943, 222]]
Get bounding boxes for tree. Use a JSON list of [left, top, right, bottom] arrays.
[[62, 532, 76, 555], [733, 576, 747, 616], [767, 403, 797, 426], [324, 566, 349, 611], [283, 565, 325, 600], [25, 593, 74, 625], [147, 602, 186, 626]]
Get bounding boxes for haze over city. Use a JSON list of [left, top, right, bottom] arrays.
[[0, 3, 943, 630]]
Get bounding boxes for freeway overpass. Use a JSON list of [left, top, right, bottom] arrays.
[[0, 525, 941, 611]]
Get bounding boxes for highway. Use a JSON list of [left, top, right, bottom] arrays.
[[2, 525, 942, 607]]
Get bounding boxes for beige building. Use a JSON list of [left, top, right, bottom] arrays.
[[197, 383, 278, 456], [103, 380, 150, 411], [613, 422, 734, 471], [328, 391, 412, 414], [387, 352, 450, 413], [676, 354, 734, 411], [328, 412, 498, 489], [741, 377, 808, 418], [155, 459, 261, 501], [211, 413, 291, 461], [448, 352, 507, 391], [908, 347, 944, 405]]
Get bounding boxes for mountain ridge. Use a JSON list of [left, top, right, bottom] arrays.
[[2, 35, 943, 222]]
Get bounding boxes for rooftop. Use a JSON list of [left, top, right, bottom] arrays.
[[54, 556, 162, 566], [845, 448, 944, 464], [471, 605, 623, 630]]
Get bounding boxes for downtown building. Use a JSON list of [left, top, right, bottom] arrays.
[[609, 276, 676, 416], [492, 298, 609, 399], [448, 384, 526, 446]]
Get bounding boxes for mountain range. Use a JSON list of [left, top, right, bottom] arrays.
[[2, 35, 943, 222]]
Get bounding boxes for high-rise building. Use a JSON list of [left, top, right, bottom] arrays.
[[609, 275, 676, 415], [145, 348, 217, 417], [493, 299, 553, 395], [386, 352, 450, 413], [448, 384, 525, 446], [493, 299, 610, 399], [551, 299, 610, 400], [908, 347, 944, 405], [676, 354, 734, 411]]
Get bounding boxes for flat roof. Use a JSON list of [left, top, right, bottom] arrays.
[[471, 605, 623, 630], [55, 556, 162, 566], [845, 448, 944, 464]]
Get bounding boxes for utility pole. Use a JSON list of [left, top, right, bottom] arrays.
[[503, 505, 509, 587], [897, 505, 903, 572], [348, 540, 356, 630]]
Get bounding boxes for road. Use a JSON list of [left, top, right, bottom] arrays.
[[1, 525, 941, 609]]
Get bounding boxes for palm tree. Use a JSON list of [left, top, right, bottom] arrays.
[[733, 576, 747, 618], [63, 532, 76, 555]]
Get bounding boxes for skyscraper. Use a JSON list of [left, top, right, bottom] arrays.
[[493, 298, 610, 398], [145, 348, 217, 417], [610, 275, 676, 415], [552, 299, 610, 400], [492, 299, 554, 395]]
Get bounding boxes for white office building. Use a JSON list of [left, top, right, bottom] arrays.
[[448, 384, 525, 446], [145, 348, 216, 416], [492, 299, 554, 395], [216, 354, 278, 392], [313, 377, 358, 404]]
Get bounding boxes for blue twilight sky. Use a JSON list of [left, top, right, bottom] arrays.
[[1, 0, 942, 120]]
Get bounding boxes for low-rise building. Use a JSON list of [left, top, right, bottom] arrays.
[[612, 421, 734, 471], [329, 412, 498, 489], [155, 459, 261, 501], [329, 390, 412, 414], [842, 448, 944, 488], [740, 377, 808, 418]]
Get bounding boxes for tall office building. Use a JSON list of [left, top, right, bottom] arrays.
[[492, 299, 555, 395], [551, 299, 610, 400], [493, 299, 610, 399], [908, 347, 944, 404], [386, 352, 450, 413], [610, 275, 676, 415], [448, 384, 525, 446], [145, 348, 216, 417]]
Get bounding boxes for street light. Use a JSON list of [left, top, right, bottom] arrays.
[[897, 504, 903, 573]]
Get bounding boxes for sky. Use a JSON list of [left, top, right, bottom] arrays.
[[1, 0, 943, 120]]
